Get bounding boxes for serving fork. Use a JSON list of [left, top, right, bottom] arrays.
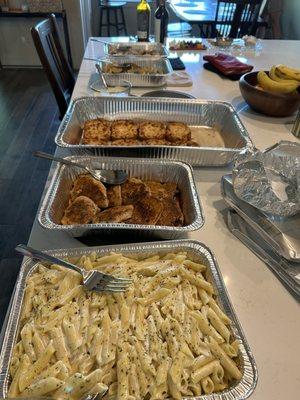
[[34, 151, 128, 185], [15, 244, 132, 293]]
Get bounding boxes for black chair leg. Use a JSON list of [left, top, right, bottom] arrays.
[[106, 9, 111, 37], [120, 6, 128, 36], [114, 8, 119, 36], [99, 8, 104, 36]]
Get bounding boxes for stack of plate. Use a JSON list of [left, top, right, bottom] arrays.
[[222, 174, 300, 299]]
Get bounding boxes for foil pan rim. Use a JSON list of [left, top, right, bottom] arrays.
[[55, 97, 253, 153], [104, 42, 169, 58], [0, 239, 258, 400], [38, 157, 204, 234]]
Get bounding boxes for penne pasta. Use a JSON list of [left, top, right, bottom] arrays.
[[8, 251, 241, 399]]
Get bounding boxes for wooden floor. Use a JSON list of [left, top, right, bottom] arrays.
[[0, 69, 59, 329]]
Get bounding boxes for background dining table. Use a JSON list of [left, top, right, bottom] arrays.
[[2, 37, 300, 399], [169, 0, 217, 23]]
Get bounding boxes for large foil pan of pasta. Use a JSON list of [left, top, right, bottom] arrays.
[[54, 97, 253, 167], [38, 157, 203, 239], [0, 240, 257, 400]]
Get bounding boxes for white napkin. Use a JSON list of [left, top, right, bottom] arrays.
[[166, 71, 193, 87]]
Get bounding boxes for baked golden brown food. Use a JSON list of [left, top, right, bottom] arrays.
[[111, 120, 138, 140], [157, 197, 184, 226], [107, 185, 122, 207], [187, 140, 200, 147], [70, 175, 109, 208], [82, 118, 111, 145], [111, 139, 139, 146], [144, 139, 169, 146], [145, 181, 178, 200], [128, 196, 163, 225], [139, 121, 166, 140], [61, 196, 98, 225], [80, 118, 208, 147], [97, 205, 134, 223], [166, 121, 191, 143], [61, 175, 184, 227], [121, 177, 150, 205]]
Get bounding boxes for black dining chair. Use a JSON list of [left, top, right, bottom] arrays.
[[211, 0, 263, 38], [31, 14, 75, 119], [238, 0, 264, 37]]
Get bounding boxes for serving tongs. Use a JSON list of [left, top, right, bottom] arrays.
[[34, 151, 128, 185], [15, 245, 132, 293]]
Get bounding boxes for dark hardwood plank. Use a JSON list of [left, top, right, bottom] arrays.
[[0, 69, 59, 329]]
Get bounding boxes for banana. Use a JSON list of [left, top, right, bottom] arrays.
[[269, 66, 299, 85], [275, 64, 300, 82], [257, 71, 300, 94]]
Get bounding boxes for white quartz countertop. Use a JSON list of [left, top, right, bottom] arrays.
[[28, 38, 300, 399]]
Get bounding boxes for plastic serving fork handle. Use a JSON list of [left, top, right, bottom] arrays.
[[15, 244, 84, 275]]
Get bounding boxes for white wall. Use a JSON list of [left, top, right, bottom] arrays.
[[0, 0, 86, 68]]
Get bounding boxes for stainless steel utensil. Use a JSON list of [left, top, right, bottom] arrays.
[[292, 108, 300, 138], [15, 244, 132, 293], [90, 38, 109, 45], [95, 63, 108, 89], [34, 151, 128, 185]]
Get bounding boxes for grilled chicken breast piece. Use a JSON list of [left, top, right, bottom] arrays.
[[61, 196, 98, 225], [70, 174, 109, 208]]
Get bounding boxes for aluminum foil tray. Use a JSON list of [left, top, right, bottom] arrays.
[[104, 42, 169, 58], [232, 140, 300, 217], [38, 157, 203, 238], [222, 175, 300, 262], [227, 211, 300, 299], [55, 97, 252, 167], [97, 58, 172, 87], [0, 240, 257, 399]]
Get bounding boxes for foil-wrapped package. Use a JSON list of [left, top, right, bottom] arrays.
[[232, 141, 300, 217]]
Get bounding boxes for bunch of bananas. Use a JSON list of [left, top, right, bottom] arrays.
[[257, 65, 300, 95]]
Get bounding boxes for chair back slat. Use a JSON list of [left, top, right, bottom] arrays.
[[31, 14, 75, 118], [214, 0, 263, 38]]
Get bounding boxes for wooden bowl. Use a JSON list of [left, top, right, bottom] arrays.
[[239, 71, 300, 117]]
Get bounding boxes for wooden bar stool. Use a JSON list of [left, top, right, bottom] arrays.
[[99, 1, 128, 37]]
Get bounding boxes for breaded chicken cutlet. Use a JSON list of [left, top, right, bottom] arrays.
[[111, 139, 139, 146], [82, 118, 111, 145], [107, 185, 122, 207], [111, 120, 138, 140], [61, 196, 98, 225], [139, 121, 166, 140], [70, 175, 109, 208], [121, 178, 150, 205], [166, 122, 191, 144], [97, 205, 134, 223], [157, 197, 184, 226], [61, 173, 185, 227], [145, 181, 178, 200], [144, 139, 169, 146], [128, 196, 163, 225]]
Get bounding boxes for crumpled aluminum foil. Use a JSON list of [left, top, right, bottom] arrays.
[[232, 141, 300, 217]]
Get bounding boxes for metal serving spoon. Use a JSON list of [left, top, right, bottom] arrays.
[[34, 151, 128, 185]]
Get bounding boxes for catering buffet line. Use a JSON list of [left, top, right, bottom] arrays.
[[0, 38, 299, 400]]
